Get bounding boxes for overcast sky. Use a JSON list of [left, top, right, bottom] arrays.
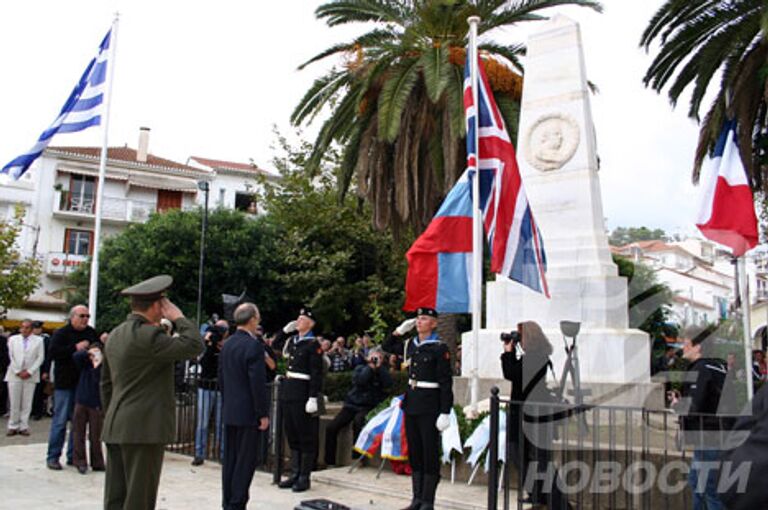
[[0, 1, 704, 236]]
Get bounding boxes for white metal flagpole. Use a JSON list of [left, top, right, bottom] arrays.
[[467, 15, 482, 416], [737, 256, 754, 401], [88, 14, 119, 328]]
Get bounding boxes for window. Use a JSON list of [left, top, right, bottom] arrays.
[[157, 190, 182, 212], [235, 192, 257, 214], [64, 229, 93, 255], [69, 174, 96, 213], [218, 188, 226, 206]]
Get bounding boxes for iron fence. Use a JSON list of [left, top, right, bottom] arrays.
[[487, 387, 744, 510], [168, 374, 281, 475]]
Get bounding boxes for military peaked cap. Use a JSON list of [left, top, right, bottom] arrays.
[[121, 275, 173, 301]]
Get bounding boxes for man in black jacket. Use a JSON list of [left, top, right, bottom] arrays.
[[324, 348, 392, 466], [45, 305, 98, 470], [669, 325, 728, 510], [219, 303, 269, 510]]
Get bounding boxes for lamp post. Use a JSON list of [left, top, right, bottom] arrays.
[[196, 180, 210, 328]]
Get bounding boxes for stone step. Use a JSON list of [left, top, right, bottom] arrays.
[[311, 465, 523, 510]]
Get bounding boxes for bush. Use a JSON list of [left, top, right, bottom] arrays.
[[325, 370, 410, 403]]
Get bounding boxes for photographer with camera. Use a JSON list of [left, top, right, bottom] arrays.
[[324, 347, 392, 466], [501, 321, 571, 510], [191, 319, 230, 466]]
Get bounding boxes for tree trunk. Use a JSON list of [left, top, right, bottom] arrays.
[[437, 313, 459, 364]]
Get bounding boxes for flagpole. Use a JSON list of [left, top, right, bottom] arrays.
[[467, 15, 482, 416], [737, 256, 754, 400], [88, 13, 119, 328]]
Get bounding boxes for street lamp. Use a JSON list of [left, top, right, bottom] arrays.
[[196, 180, 211, 328]]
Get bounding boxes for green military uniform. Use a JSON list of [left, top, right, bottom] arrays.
[[100, 275, 204, 510]]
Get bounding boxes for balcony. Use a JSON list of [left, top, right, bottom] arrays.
[[53, 190, 156, 223], [45, 252, 89, 277]]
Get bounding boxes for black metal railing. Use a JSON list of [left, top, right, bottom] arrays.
[[169, 374, 280, 475], [487, 387, 744, 510]]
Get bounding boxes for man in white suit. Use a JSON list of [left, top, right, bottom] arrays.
[[5, 319, 44, 436]]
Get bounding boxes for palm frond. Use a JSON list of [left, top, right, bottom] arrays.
[[419, 46, 452, 103], [377, 58, 420, 143], [315, 0, 411, 27], [479, 43, 525, 72], [291, 70, 350, 126]]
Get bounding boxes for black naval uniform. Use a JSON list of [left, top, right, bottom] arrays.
[[278, 331, 323, 491], [402, 332, 453, 510]]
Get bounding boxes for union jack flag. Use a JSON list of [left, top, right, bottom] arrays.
[[464, 54, 549, 297]]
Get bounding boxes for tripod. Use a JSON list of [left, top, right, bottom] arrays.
[[556, 321, 590, 435]]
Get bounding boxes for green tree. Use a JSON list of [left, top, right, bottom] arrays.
[[261, 131, 409, 335], [608, 226, 667, 246], [0, 205, 42, 317], [293, 0, 602, 235], [68, 208, 282, 331], [613, 255, 674, 339], [640, 1, 768, 188]]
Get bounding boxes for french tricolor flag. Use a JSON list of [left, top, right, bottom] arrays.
[[696, 120, 758, 257]]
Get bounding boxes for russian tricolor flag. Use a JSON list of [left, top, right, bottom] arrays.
[[696, 120, 758, 257]]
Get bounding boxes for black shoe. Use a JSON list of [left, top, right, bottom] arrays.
[[66, 459, 74, 466], [32, 415, 43, 421], [47, 460, 63, 471], [92, 466, 105, 472], [278, 450, 301, 489], [77, 466, 88, 475], [191, 457, 204, 466], [292, 475, 311, 492]]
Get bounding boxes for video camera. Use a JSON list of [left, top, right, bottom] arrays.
[[500, 331, 521, 344], [207, 324, 228, 344]]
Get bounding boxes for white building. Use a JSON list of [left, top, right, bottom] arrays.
[[3, 128, 275, 329], [187, 156, 277, 213], [614, 237, 768, 328]]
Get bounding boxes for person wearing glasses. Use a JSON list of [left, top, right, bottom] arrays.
[[45, 305, 98, 471]]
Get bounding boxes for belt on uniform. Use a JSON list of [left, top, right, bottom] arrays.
[[409, 379, 439, 389], [286, 371, 311, 380]]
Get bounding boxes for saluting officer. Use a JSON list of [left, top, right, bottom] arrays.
[[402, 307, 453, 510], [278, 307, 324, 492], [101, 275, 204, 510]]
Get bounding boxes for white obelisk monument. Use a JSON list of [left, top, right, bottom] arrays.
[[461, 15, 651, 404]]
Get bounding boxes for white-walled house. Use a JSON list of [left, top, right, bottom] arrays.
[[4, 128, 217, 328], [187, 156, 278, 214]]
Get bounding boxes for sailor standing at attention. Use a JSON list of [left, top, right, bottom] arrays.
[[401, 307, 453, 510]]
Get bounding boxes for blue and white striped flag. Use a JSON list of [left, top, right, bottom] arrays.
[[2, 28, 112, 180]]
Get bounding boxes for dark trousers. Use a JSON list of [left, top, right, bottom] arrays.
[[282, 400, 319, 456], [72, 403, 104, 469], [324, 405, 369, 465], [0, 378, 7, 415], [104, 443, 165, 510], [405, 412, 440, 476], [31, 381, 47, 418], [222, 425, 263, 510]]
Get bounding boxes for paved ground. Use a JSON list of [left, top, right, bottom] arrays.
[[1, 415, 500, 509]]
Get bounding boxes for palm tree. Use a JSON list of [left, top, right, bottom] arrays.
[[640, 0, 768, 188], [293, 0, 602, 236]]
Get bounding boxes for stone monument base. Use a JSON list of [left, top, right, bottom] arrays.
[[459, 327, 660, 409]]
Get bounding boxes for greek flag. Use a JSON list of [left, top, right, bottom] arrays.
[[2, 28, 112, 180]]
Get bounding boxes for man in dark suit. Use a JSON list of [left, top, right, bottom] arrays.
[[101, 275, 204, 510], [219, 302, 270, 510]]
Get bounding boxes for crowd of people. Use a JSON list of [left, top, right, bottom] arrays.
[[8, 282, 768, 509]]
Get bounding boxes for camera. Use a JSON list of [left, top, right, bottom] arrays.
[[207, 325, 228, 345], [500, 331, 521, 344]]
